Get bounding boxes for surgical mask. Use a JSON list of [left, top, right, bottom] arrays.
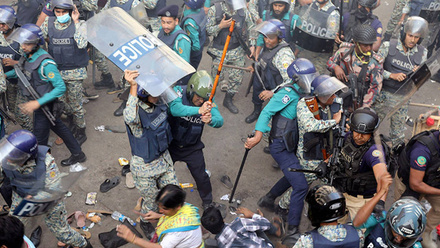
[[57, 13, 71, 24]]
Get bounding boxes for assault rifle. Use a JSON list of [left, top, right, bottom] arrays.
[[348, 73, 361, 110]]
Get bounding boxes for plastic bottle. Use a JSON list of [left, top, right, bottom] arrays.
[[111, 211, 136, 226]]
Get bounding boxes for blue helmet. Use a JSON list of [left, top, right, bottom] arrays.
[[8, 23, 45, 46], [267, 19, 285, 39], [0, 5, 16, 29], [311, 75, 348, 102], [137, 85, 150, 98], [385, 197, 426, 248], [0, 130, 38, 168], [287, 58, 317, 94], [255, 19, 285, 39], [184, 0, 205, 9]]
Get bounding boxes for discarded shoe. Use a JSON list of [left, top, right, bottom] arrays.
[[220, 175, 233, 189], [140, 221, 155, 240], [100, 176, 120, 193], [121, 165, 130, 176], [126, 172, 135, 189], [75, 211, 87, 228], [61, 152, 87, 166], [30, 226, 42, 247]]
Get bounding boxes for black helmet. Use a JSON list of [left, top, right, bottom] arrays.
[[352, 24, 377, 45], [358, 0, 377, 8], [348, 107, 379, 134], [306, 185, 346, 227]]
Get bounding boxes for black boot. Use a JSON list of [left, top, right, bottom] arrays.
[[245, 104, 262, 123], [61, 152, 87, 166], [282, 225, 300, 246], [94, 73, 115, 90], [140, 221, 156, 240], [114, 100, 127, 116], [75, 127, 87, 146], [223, 92, 238, 114], [257, 192, 276, 212]]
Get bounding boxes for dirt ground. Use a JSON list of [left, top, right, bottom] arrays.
[[2, 0, 440, 247]]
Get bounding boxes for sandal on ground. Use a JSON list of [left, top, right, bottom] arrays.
[[100, 176, 120, 193]]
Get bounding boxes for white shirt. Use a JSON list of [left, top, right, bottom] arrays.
[[160, 226, 203, 248]]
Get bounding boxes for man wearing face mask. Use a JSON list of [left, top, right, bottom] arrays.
[[338, 0, 383, 52], [327, 24, 384, 110], [40, 0, 88, 146], [373, 17, 428, 148]]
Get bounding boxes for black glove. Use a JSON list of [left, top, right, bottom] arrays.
[[315, 162, 328, 179], [373, 200, 385, 219]]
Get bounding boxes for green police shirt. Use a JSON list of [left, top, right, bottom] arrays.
[[164, 25, 192, 63], [183, 8, 202, 53]]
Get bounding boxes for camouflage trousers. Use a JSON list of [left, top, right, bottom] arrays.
[[10, 191, 87, 247], [60, 80, 86, 129], [93, 48, 110, 74], [208, 46, 246, 94], [130, 150, 179, 214], [372, 90, 409, 147], [297, 49, 331, 75], [146, 17, 161, 33], [385, 0, 408, 37], [7, 83, 33, 131]]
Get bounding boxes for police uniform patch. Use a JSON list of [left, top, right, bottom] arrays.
[[377, 27, 382, 34], [282, 95, 290, 104], [372, 150, 382, 157], [48, 72, 55, 79], [50, 171, 56, 178], [416, 156, 427, 167], [283, 62, 289, 68], [179, 47, 183, 54]]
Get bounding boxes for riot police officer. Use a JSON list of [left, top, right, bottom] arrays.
[[245, 19, 295, 123], [332, 107, 388, 222], [395, 129, 440, 248], [41, 0, 89, 145], [294, 185, 363, 248], [168, 70, 223, 209], [328, 24, 384, 110], [0, 130, 92, 248], [6, 24, 86, 166], [374, 16, 428, 148]]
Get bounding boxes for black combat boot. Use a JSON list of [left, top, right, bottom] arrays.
[[282, 225, 300, 246], [61, 152, 87, 166], [223, 92, 238, 114], [94, 73, 115, 90], [114, 100, 127, 117], [257, 192, 276, 212], [245, 103, 262, 123], [75, 127, 87, 146]]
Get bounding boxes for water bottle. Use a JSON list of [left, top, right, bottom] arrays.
[[111, 211, 136, 226]]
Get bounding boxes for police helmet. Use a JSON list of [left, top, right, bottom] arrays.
[[0, 130, 38, 168], [385, 197, 426, 248], [269, 0, 290, 8], [0, 5, 16, 29], [287, 58, 317, 94], [311, 75, 348, 102], [348, 107, 379, 134], [187, 70, 213, 101], [51, 0, 75, 10], [137, 85, 150, 98], [358, 0, 377, 8], [352, 24, 377, 45], [184, 0, 205, 9], [254, 19, 285, 39], [404, 16, 429, 39], [7, 24, 45, 46], [306, 185, 346, 227]]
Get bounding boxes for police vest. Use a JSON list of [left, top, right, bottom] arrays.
[[259, 42, 291, 91], [158, 28, 189, 50], [263, 10, 295, 44], [146, 0, 166, 17], [168, 86, 204, 147], [344, 11, 378, 43], [333, 134, 378, 195], [2, 146, 49, 198], [382, 39, 425, 94], [364, 222, 389, 248], [126, 104, 172, 163], [302, 100, 341, 161], [47, 17, 89, 71], [309, 224, 360, 247], [398, 130, 440, 188], [213, 3, 247, 50], [17, 53, 55, 100], [16, 0, 42, 25], [180, 9, 207, 52], [109, 0, 135, 12], [0, 40, 21, 84]]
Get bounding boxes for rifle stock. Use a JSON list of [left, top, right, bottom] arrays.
[[328, 110, 348, 185]]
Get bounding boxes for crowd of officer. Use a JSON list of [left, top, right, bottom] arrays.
[[0, 0, 439, 247]]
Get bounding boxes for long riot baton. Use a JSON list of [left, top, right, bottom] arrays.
[[229, 133, 254, 204], [208, 20, 236, 103]]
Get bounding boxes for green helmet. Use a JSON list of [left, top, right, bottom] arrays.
[[187, 70, 213, 101]]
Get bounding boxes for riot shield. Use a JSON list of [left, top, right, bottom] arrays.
[[226, 0, 246, 11], [381, 50, 440, 122], [86, 7, 195, 97], [12, 164, 87, 217], [292, 4, 337, 53], [419, 0, 440, 48]]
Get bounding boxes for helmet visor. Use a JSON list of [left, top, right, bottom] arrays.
[[404, 17, 428, 38], [0, 8, 16, 29], [296, 72, 318, 94], [159, 87, 178, 104], [7, 27, 40, 45], [225, 0, 246, 10], [384, 221, 418, 248], [0, 139, 33, 170], [254, 21, 279, 39], [50, 0, 75, 10], [314, 77, 348, 102]]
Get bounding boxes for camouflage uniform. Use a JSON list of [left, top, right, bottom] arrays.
[[293, 225, 364, 248], [384, 0, 410, 39], [41, 18, 88, 129], [123, 94, 178, 214], [0, 36, 32, 131], [327, 42, 384, 108], [279, 97, 338, 209], [373, 40, 427, 147], [1, 152, 87, 248], [142, 0, 162, 32], [206, 2, 256, 94]]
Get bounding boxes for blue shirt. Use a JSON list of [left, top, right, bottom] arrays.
[[342, 12, 383, 38]]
